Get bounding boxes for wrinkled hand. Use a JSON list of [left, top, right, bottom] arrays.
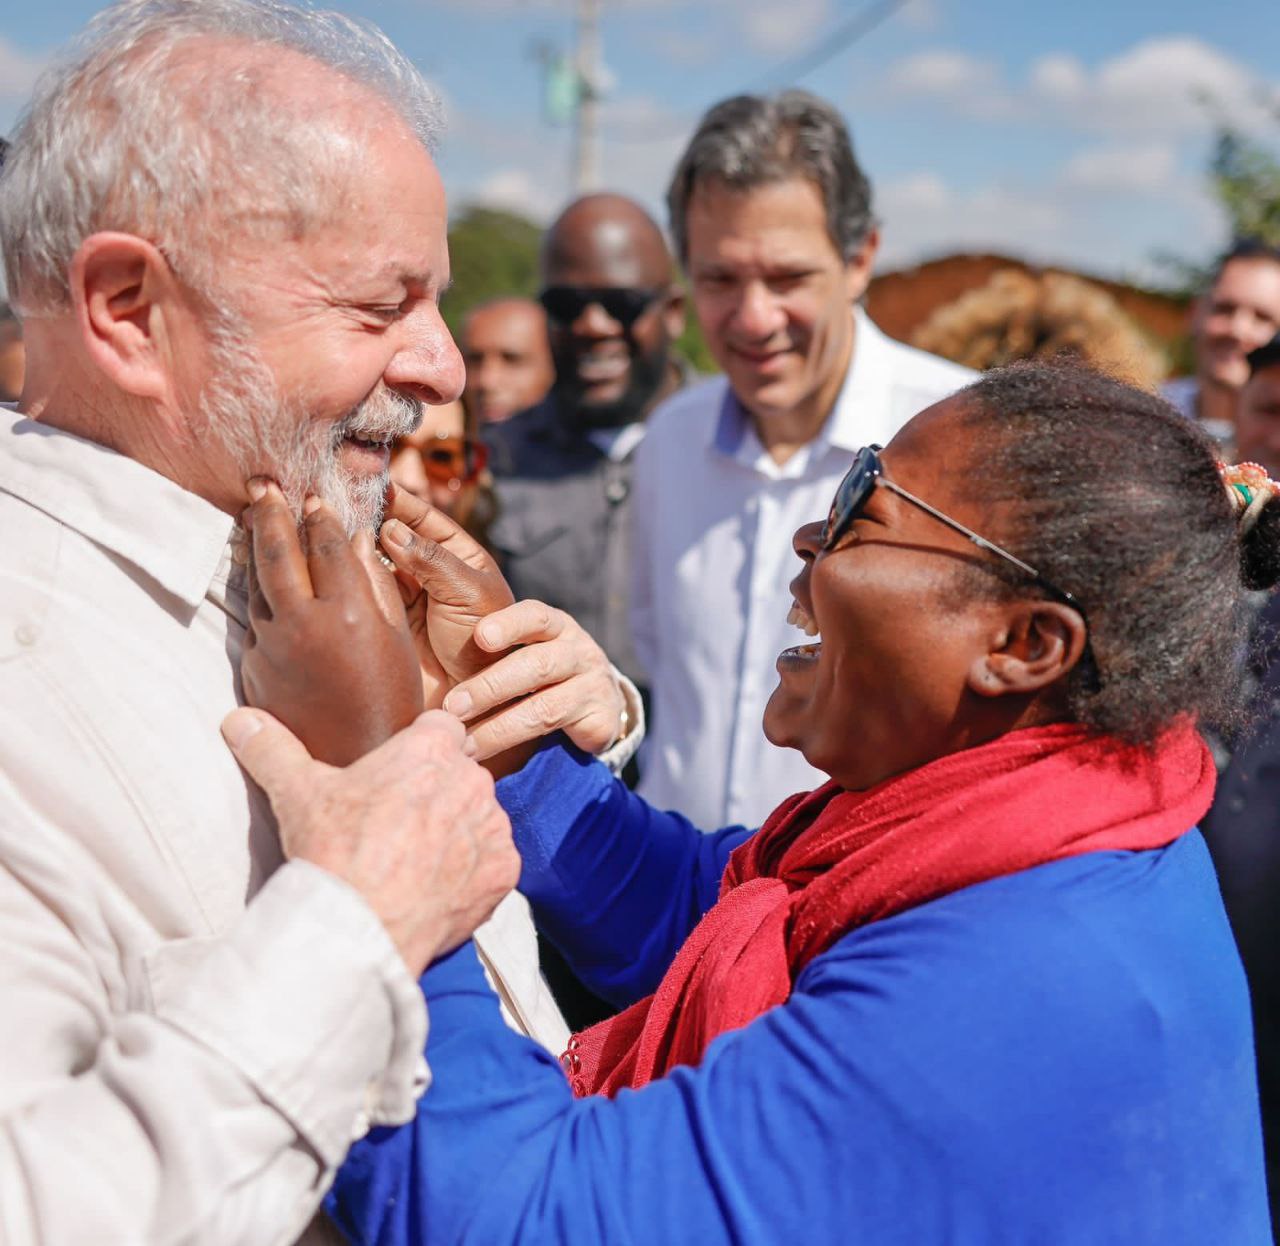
[[241, 482, 424, 766], [379, 485, 516, 698], [441, 600, 626, 761], [222, 707, 519, 974]]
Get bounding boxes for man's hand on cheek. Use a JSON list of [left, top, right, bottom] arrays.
[[240, 480, 426, 766]]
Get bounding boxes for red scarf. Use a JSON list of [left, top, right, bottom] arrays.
[[565, 723, 1215, 1097]]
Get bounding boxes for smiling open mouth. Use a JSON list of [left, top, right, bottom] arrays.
[[780, 598, 822, 661]]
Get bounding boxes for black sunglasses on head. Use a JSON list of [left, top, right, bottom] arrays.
[[823, 446, 1088, 626], [538, 285, 664, 329]]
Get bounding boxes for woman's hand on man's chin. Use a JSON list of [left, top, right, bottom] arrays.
[[239, 479, 629, 771]]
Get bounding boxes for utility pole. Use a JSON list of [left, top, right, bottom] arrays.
[[571, 0, 601, 194]]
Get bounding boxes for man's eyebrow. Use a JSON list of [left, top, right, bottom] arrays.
[[365, 260, 437, 287]]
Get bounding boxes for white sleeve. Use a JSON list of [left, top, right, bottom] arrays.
[[0, 777, 428, 1246], [628, 432, 658, 682]]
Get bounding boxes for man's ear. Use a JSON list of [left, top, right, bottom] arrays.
[[68, 232, 182, 403], [844, 226, 879, 303], [661, 284, 686, 342], [967, 600, 1089, 699]]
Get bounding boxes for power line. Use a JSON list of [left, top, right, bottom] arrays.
[[603, 0, 913, 144]]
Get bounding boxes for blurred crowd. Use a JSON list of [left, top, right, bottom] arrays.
[[3, 2, 1280, 1244]]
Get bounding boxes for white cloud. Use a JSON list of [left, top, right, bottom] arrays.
[[877, 36, 1280, 140], [1059, 142, 1178, 194], [1031, 37, 1280, 137], [0, 36, 50, 134], [0, 36, 47, 100], [884, 49, 999, 98], [898, 0, 943, 33], [739, 0, 831, 56], [467, 168, 560, 222]]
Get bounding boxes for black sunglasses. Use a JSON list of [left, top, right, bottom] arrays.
[[538, 285, 663, 329], [823, 446, 1088, 625]]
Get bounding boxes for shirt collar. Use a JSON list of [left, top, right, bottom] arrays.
[[820, 304, 895, 454], [706, 304, 896, 466], [711, 305, 889, 461], [586, 422, 646, 462], [0, 406, 237, 611]]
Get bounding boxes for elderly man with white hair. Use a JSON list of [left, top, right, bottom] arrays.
[[0, 2, 632, 1242]]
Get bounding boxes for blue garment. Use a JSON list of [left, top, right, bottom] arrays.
[[329, 745, 1271, 1245]]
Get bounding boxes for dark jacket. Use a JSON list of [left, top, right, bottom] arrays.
[[1202, 588, 1280, 1235], [485, 399, 645, 686]]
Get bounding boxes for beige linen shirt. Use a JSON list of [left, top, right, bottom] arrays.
[[0, 409, 567, 1245]]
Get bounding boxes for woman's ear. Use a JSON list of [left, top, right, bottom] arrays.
[[967, 600, 1089, 698]]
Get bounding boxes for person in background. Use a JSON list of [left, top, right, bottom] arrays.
[[486, 192, 687, 694], [0, 304, 23, 402], [1201, 332, 1280, 1233], [460, 297, 554, 425], [390, 398, 497, 550], [1164, 239, 1280, 446], [632, 90, 973, 831]]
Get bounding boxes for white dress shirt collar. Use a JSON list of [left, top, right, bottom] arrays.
[[0, 406, 236, 611], [709, 305, 896, 479]]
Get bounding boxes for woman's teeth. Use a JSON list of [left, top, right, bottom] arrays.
[[786, 599, 820, 639]]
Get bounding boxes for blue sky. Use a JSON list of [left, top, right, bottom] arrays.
[[3, 0, 1279, 282]]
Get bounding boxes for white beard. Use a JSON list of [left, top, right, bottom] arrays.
[[197, 310, 421, 535]]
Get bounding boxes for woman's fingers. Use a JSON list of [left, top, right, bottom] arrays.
[[386, 483, 494, 572], [352, 529, 408, 629], [473, 600, 565, 652], [247, 480, 313, 611], [301, 498, 368, 602]]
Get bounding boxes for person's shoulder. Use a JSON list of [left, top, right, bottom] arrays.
[[484, 400, 559, 475], [809, 833, 1229, 995], [642, 374, 731, 447]]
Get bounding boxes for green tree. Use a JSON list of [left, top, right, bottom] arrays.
[[1211, 129, 1280, 247], [443, 204, 543, 336]]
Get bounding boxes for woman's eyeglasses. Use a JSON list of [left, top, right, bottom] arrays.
[[401, 434, 488, 489], [823, 445, 1087, 624], [538, 285, 663, 329]]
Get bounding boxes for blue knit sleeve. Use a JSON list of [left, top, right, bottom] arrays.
[[497, 742, 751, 1005], [327, 840, 1271, 1246]]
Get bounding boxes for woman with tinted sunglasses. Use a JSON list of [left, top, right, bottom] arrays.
[[329, 363, 1271, 1245], [389, 398, 497, 551]]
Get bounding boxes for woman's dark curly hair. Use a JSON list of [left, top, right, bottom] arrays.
[[952, 361, 1280, 744]]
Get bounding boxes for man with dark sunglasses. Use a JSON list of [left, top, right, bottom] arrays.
[[485, 192, 689, 695]]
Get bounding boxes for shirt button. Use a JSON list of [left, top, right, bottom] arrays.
[[1228, 795, 1247, 814], [14, 623, 38, 647]]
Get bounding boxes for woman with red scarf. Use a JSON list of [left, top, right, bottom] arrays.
[[322, 363, 1273, 1243]]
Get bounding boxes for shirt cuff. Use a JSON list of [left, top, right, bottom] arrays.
[[594, 669, 645, 775], [143, 860, 429, 1169]]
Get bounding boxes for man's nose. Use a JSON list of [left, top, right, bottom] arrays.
[[386, 309, 466, 406], [734, 281, 785, 340], [568, 299, 623, 338]]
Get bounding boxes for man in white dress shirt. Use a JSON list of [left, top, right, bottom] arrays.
[[632, 90, 974, 830], [0, 2, 570, 1241]]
